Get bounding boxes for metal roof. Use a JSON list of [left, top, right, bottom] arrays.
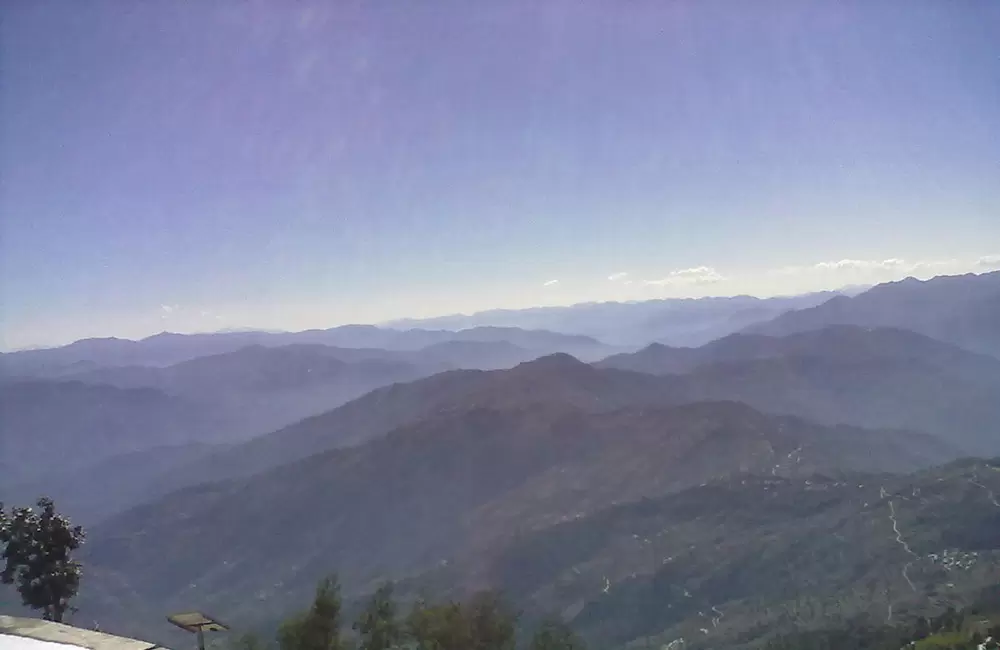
[[166, 613, 227, 634], [0, 617, 169, 650]]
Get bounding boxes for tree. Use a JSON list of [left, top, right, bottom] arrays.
[[0, 497, 85, 622], [279, 576, 345, 650], [406, 599, 471, 650], [466, 591, 518, 650], [405, 591, 516, 650], [354, 583, 403, 650], [529, 619, 586, 650], [914, 616, 931, 640]]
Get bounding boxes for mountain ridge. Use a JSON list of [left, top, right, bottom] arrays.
[[0, 325, 616, 377], [78, 400, 962, 636], [745, 271, 1000, 357], [148, 326, 1000, 497]]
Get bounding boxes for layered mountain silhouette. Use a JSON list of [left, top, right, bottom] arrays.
[[156, 327, 1000, 494], [9, 320, 1000, 530], [597, 324, 999, 375], [744, 271, 1000, 357], [386, 292, 843, 346], [0, 380, 218, 488], [597, 325, 1000, 455], [79, 401, 958, 632], [0, 341, 563, 525], [3, 442, 216, 525], [0, 326, 614, 377], [64, 344, 434, 437], [6, 271, 1000, 648]]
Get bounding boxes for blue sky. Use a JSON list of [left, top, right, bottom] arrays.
[[2, 0, 998, 349]]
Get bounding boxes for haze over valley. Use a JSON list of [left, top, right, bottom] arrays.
[[2, 2, 999, 649], [3, 270, 1000, 649]]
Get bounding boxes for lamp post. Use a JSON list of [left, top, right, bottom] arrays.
[[167, 612, 229, 650]]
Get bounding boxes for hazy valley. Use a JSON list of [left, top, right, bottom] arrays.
[[2, 271, 999, 649]]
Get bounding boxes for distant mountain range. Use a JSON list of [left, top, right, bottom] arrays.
[[0, 326, 616, 377], [73, 322, 1000, 637], [165, 326, 1000, 493], [9, 321, 999, 528], [4, 270, 1000, 648], [0, 381, 219, 488], [597, 324, 998, 375], [610, 329, 1000, 455], [60, 344, 438, 438], [4, 442, 214, 526], [0, 337, 599, 522], [745, 270, 1000, 358], [385, 292, 846, 346], [0, 346, 433, 505]]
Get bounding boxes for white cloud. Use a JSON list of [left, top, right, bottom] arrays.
[[542, 279, 560, 287], [770, 258, 954, 277], [764, 256, 1000, 286], [607, 272, 629, 281], [978, 254, 1000, 268], [645, 266, 725, 287], [909, 259, 958, 272], [813, 258, 906, 271], [160, 304, 177, 314]]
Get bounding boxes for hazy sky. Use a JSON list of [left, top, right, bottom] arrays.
[[2, 1, 999, 349]]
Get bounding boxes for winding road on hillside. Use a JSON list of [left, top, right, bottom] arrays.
[[886, 496, 919, 593]]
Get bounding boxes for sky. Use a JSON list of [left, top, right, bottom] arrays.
[[1, 0, 999, 350]]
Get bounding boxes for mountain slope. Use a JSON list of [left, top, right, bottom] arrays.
[[153, 354, 669, 489], [0, 380, 219, 488], [745, 271, 1000, 357], [79, 402, 958, 635], [596, 326, 1000, 455], [174, 332, 1000, 490], [3, 442, 218, 524], [670, 353, 1000, 455], [597, 325, 999, 375], [483, 459, 1000, 649], [66, 344, 434, 438]]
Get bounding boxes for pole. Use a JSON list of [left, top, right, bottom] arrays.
[[197, 627, 205, 650]]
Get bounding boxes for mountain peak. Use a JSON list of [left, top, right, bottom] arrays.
[[144, 331, 183, 340], [514, 352, 588, 371]]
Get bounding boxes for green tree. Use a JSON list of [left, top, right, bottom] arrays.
[[406, 599, 471, 650], [466, 591, 518, 650], [279, 576, 345, 650], [0, 498, 85, 622], [405, 591, 516, 650], [529, 619, 586, 650], [354, 583, 402, 650]]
